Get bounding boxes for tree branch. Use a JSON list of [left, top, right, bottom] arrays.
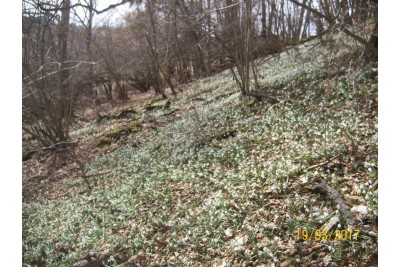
[[287, 0, 371, 47], [288, 0, 330, 22], [36, 0, 132, 15]]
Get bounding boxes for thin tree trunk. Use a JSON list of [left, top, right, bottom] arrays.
[[57, 0, 71, 141], [146, 0, 167, 98], [288, 0, 377, 60], [261, 0, 267, 37], [295, 0, 307, 41], [267, 0, 274, 36], [86, 0, 95, 89], [244, 0, 252, 94]]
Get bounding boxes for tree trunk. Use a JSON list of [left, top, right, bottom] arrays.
[[267, 0, 275, 36], [295, 0, 307, 41], [261, 0, 267, 37], [86, 0, 95, 90], [146, 0, 167, 98], [57, 0, 71, 141]]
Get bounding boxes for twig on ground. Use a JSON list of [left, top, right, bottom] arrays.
[[306, 154, 341, 171]]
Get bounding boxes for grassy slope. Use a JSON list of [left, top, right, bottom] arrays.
[[23, 35, 378, 266]]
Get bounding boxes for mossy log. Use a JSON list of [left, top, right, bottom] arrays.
[[96, 114, 112, 123], [113, 108, 137, 119], [96, 108, 137, 123], [143, 98, 171, 111], [307, 181, 353, 224], [96, 121, 141, 148], [96, 136, 112, 148]]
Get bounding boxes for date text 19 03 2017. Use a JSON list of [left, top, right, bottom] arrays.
[[295, 229, 360, 241]]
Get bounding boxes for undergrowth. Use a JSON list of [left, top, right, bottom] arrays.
[[23, 36, 378, 266]]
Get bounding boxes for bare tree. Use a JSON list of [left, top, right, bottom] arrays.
[[71, 0, 97, 94], [23, 0, 74, 147], [211, 0, 255, 95], [288, 0, 377, 62]]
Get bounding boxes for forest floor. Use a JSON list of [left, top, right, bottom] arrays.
[[23, 34, 378, 267]]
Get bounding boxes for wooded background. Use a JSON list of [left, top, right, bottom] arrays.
[[22, 0, 377, 148]]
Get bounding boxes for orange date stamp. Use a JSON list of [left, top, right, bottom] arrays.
[[295, 229, 360, 241]]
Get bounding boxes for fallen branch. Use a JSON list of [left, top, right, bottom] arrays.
[[23, 140, 81, 161], [309, 181, 353, 224], [191, 97, 206, 102], [162, 108, 183, 117], [96, 114, 112, 123], [144, 98, 171, 111], [42, 140, 79, 151], [285, 154, 342, 186], [114, 108, 136, 119], [306, 154, 341, 171]]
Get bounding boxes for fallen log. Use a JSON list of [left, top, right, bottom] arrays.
[[310, 181, 353, 224]]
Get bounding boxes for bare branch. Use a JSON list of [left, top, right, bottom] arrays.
[[23, 61, 99, 86], [287, 0, 371, 47], [36, 0, 132, 15]]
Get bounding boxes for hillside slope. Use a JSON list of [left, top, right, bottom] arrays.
[[23, 35, 378, 266]]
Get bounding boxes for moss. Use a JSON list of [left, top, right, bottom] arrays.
[[144, 99, 171, 111], [162, 98, 171, 110], [23, 134, 34, 142], [128, 121, 141, 129], [96, 137, 112, 148], [143, 99, 157, 111], [108, 129, 124, 138], [114, 108, 137, 119], [126, 121, 141, 134], [96, 121, 142, 147], [144, 104, 162, 111]]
